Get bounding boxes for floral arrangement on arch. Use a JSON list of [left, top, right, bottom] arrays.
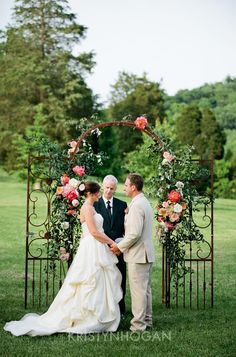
[[131, 115, 210, 283], [157, 180, 187, 237], [47, 137, 105, 266], [156, 151, 187, 240], [133, 117, 189, 240], [49, 162, 86, 263]]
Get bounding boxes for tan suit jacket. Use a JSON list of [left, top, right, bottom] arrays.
[[117, 193, 155, 263]]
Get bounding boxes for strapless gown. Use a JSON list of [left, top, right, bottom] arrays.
[[4, 213, 122, 336]]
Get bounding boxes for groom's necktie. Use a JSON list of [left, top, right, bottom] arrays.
[[106, 200, 112, 220]]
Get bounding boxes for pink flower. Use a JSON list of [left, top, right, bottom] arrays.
[[68, 148, 76, 155], [60, 252, 70, 261], [165, 221, 175, 231], [163, 151, 174, 162], [72, 166, 85, 176], [66, 189, 78, 202], [69, 141, 77, 148], [162, 201, 169, 208], [134, 116, 148, 130], [68, 141, 79, 156], [168, 190, 181, 203], [169, 213, 180, 222]]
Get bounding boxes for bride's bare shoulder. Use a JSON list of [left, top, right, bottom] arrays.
[[80, 203, 94, 215]]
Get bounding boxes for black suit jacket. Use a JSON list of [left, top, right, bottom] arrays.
[[94, 197, 127, 241]]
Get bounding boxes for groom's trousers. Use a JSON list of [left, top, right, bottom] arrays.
[[128, 262, 152, 331]]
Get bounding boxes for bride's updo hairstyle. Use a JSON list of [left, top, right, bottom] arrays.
[[80, 181, 100, 196]]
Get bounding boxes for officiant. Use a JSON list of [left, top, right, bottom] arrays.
[[94, 175, 127, 316]]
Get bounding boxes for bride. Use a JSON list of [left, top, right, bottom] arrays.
[[4, 181, 122, 336]]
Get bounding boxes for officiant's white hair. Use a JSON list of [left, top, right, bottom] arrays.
[[103, 175, 118, 186]]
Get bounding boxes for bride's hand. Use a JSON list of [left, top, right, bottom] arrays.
[[110, 243, 121, 256]]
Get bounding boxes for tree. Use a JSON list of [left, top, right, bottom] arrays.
[[175, 105, 202, 151], [0, 0, 97, 169], [109, 71, 165, 125], [105, 72, 165, 175], [175, 105, 225, 159], [200, 108, 226, 159]]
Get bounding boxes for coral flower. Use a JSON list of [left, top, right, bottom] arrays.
[[56, 186, 64, 195], [168, 190, 181, 203], [134, 116, 148, 129], [61, 174, 70, 185]]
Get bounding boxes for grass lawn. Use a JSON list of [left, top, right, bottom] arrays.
[[0, 170, 236, 356]]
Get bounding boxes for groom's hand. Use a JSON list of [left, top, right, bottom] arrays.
[[110, 243, 121, 256]]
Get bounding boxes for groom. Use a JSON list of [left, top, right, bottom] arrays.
[[94, 175, 127, 316], [111, 173, 155, 332]]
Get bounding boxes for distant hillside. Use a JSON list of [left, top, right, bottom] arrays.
[[166, 76, 236, 130]]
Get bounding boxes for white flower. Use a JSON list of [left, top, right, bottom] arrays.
[[91, 128, 102, 136], [69, 178, 79, 188], [63, 222, 69, 230], [96, 154, 102, 163], [175, 181, 184, 189], [162, 158, 170, 166], [79, 183, 85, 191], [173, 203, 183, 213], [72, 199, 79, 207]]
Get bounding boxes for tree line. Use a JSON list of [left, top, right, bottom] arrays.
[[0, 0, 235, 198]]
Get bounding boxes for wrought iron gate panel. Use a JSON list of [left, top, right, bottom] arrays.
[[162, 159, 214, 308], [25, 155, 68, 308]]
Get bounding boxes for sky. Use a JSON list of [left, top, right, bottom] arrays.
[[1, 0, 236, 104]]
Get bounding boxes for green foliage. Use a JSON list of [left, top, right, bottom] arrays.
[[214, 160, 236, 198], [122, 134, 157, 179], [164, 79, 236, 198], [175, 105, 202, 150], [175, 105, 225, 160], [167, 76, 236, 130], [0, 0, 97, 170], [200, 108, 226, 159]]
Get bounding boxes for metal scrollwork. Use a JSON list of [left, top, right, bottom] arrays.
[[28, 237, 45, 258], [196, 239, 212, 259]]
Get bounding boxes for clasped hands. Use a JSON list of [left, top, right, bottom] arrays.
[[110, 243, 121, 256]]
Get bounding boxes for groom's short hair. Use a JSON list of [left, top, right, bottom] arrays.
[[127, 173, 144, 191]]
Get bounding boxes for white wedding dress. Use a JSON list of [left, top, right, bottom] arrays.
[[4, 213, 122, 336]]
